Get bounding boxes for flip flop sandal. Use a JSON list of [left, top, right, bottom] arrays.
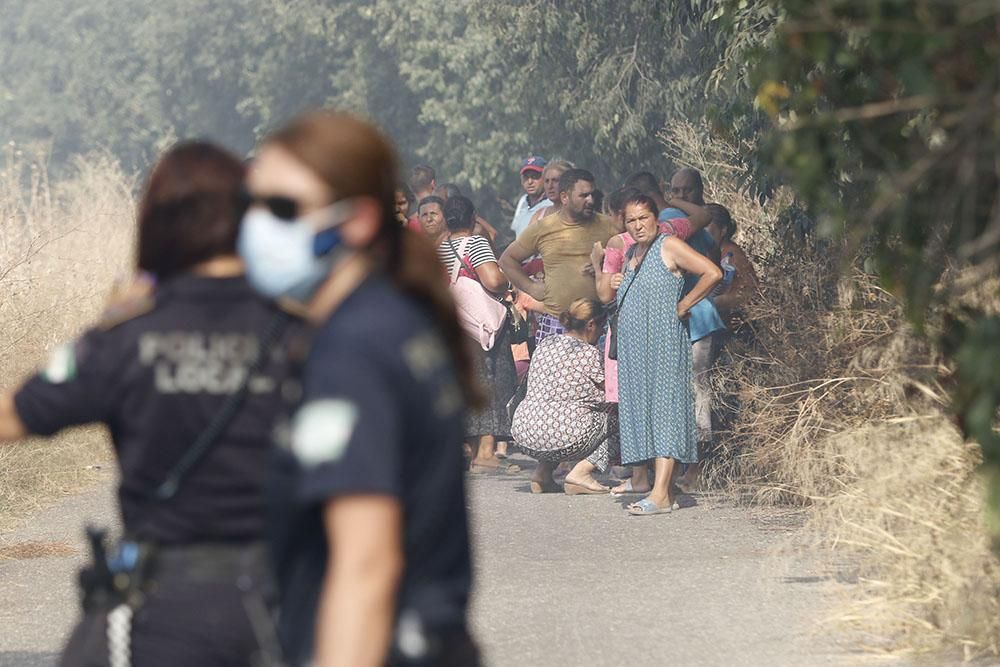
[[627, 498, 672, 516]]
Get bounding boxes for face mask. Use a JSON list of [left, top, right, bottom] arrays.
[[237, 204, 348, 302]]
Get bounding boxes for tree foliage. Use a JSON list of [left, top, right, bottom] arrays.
[[0, 0, 758, 193], [744, 0, 1000, 532]]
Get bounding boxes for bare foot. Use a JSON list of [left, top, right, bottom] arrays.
[[530, 478, 561, 494], [563, 474, 609, 493], [470, 457, 521, 474]]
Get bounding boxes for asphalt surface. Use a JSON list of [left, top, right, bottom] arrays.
[[466, 460, 863, 667], [0, 459, 914, 666]]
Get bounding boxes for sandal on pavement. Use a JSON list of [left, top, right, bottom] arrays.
[[627, 498, 672, 516], [610, 479, 652, 496]]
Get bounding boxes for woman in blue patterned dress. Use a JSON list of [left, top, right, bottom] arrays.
[[616, 193, 722, 515]]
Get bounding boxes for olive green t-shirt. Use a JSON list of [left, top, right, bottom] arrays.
[[514, 211, 616, 316]]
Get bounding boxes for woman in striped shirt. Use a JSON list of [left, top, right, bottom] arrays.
[[438, 196, 518, 473]]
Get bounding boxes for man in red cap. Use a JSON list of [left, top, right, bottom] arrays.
[[509, 156, 552, 239]]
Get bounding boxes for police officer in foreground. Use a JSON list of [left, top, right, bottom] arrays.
[[238, 111, 481, 666], [0, 142, 292, 666]]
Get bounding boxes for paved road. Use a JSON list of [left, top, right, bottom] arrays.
[[0, 460, 901, 666], [466, 461, 863, 667]]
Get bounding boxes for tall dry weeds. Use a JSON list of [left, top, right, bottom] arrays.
[[661, 121, 1000, 659], [0, 144, 135, 528]]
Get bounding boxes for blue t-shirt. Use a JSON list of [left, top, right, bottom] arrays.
[[681, 229, 726, 342], [269, 275, 472, 665]]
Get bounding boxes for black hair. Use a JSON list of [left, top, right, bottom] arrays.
[[673, 167, 704, 193], [621, 192, 660, 219], [443, 195, 476, 232], [607, 187, 641, 215], [417, 195, 446, 212], [624, 171, 663, 198], [558, 298, 606, 332], [137, 141, 245, 279], [591, 188, 605, 213], [558, 168, 595, 195], [410, 164, 436, 193], [397, 182, 416, 207], [706, 203, 737, 240]]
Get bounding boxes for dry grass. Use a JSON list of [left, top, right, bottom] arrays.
[[0, 539, 78, 560], [0, 144, 134, 529], [661, 121, 1000, 659]]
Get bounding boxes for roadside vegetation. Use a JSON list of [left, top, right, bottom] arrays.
[[666, 120, 1000, 659], [0, 146, 132, 528]]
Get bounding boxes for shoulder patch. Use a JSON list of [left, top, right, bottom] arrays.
[[290, 399, 358, 467], [98, 294, 155, 331], [41, 342, 78, 384]]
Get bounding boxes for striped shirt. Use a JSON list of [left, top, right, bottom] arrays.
[[438, 235, 497, 279]]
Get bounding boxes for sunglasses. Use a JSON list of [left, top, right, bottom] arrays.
[[239, 188, 359, 232], [239, 189, 303, 221]]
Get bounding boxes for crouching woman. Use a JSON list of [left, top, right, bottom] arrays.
[[511, 298, 616, 495]]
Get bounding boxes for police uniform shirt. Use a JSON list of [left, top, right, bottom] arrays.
[[14, 274, 291, 545], [270, 275, 472, 665]]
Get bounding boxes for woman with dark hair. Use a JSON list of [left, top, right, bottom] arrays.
[[395, 183, 416, 226], [615, 193, 722, 516], [511, 298, 616, 494], [704, 203, 760, 319], [437, 195, 518, 473], [417, 194, 448, 245], [0, 141, 293, 665], [238, 111, 480, 666]]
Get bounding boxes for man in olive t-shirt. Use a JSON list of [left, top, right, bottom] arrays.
[[500, 168, 616, 343]]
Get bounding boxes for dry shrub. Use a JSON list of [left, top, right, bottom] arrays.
[[0, 144, 135, 528], [661, 121, 1000, 658]]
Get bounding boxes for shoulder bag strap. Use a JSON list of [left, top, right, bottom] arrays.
[[151, 309, 291, 501], [446, 235, 482, 285], [616, 243, 649, 311]]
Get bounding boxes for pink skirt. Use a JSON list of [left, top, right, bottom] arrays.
[[604, 333, 620, 403]]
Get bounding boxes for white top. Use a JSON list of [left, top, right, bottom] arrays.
[[510, 194, 553, 239]]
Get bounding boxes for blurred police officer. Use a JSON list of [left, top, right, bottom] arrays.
[[238, 111, 480, 667], [0, 141, 293, 666]]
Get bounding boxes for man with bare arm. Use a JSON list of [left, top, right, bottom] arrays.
[[500, 168, 615, 344]]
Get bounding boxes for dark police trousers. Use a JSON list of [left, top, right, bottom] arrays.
[[61, 542, 278, 667]]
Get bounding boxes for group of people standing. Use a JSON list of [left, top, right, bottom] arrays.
[[397, 155, 759, 516], [0, 109, 759, 666]]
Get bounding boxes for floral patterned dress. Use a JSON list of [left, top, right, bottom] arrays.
[[511, 334, 616, 471]]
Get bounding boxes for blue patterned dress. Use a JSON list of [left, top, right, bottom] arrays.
[[617, 235, 698, 465]]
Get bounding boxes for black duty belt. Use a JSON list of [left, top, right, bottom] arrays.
[[153, 540, 269, 581]]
